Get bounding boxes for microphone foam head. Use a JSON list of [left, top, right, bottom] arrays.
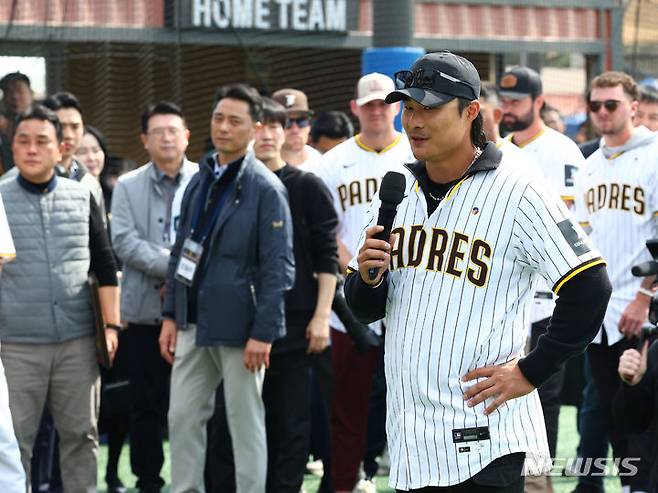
[[379, 171, 406, 205]]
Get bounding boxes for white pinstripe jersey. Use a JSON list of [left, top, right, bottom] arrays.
[[506, 126, 584, 201], [349, 145, 603, 490], [312, 133, 414, 334], [508, 126, 586, 322], [575, 132, 658, 346], [496, 138, 523, 158]]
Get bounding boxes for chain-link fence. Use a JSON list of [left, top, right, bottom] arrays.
[[0, 0, 651, 163]]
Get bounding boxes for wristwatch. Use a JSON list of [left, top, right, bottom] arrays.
[[104, 323, 122, 331], [638, 287, 654, 298]]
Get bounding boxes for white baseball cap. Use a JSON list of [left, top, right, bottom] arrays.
[[355, 73, 395, 106]]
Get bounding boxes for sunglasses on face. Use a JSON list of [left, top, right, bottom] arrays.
[[285, 117, 310, 129], [588, 99, 622, 113], [393, 69, 477, 100]]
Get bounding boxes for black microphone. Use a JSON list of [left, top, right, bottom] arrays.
[[631, 261, 658, 277], [332, 279, 382, 354], [368, 171, 406, 281]]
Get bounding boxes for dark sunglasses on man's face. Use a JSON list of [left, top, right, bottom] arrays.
[[588, 99, 622, 113], [393, 69, 477, 100], [285, 117, 310, 129]]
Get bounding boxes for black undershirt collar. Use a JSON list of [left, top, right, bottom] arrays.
[[17, 173, 58, 195], [424, 177, 458, 216]]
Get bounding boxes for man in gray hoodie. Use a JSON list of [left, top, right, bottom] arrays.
[[574, 71, 658, 493]]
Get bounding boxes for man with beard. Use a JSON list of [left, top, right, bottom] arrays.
[[499, 67, 584, 208], [479, 83, 526, 159], [498, 67, 586, 493]]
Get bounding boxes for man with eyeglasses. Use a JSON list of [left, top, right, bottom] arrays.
[[312, 72, 413, 493], [272, 88, 322, 170], [111, 101, 197, 493], [573, 71, 658, 493]]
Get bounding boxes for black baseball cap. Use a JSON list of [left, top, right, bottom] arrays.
[[498, 67, 542, 99], [385, 51, 481, 108]]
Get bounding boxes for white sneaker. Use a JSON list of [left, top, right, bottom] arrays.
[[377, 446, 390, 475], [306, 458, 324, 477], [353, 478, 377, 493]]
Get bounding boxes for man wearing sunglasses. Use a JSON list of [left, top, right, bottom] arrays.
[[574, 71, 658, 493], [272, 88, 322, 170], [344, 51, 612, 493]]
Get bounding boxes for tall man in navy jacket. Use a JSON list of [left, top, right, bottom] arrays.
[[160, 84, 295, 493]]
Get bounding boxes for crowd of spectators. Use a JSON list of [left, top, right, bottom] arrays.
[[0, 61, 656, 493]]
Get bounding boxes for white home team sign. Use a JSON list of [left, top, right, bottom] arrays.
[[191, 0, 347, 31]]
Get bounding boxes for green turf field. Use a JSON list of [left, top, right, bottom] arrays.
[[97, 406, 622, 492]]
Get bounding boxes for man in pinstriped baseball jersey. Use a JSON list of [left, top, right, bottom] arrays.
[[574, 71, 658, 493], [498, 67, 587, 493], [344, 51, 612, 492]]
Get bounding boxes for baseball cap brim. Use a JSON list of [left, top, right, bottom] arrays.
[[385, 88, 455, 108], [356, 91, 389, 106], [498, 90, 532, 100], [286, 109, 315, 117]]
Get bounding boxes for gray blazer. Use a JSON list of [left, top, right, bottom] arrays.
[[111, 159, 198, 324]]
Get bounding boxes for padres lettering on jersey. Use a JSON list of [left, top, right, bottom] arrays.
[[389, 225, 492, 287], [350, 144, 603, 490], [311, 132, 414, 335], [575, 129, 658, 346], [337, 177, 380, 211], [583, 183, 646, 215]]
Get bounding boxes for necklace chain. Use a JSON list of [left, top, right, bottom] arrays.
[[427, 148, 482, 202]]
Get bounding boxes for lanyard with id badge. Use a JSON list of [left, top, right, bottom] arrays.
[[175, 177, 232, 287]]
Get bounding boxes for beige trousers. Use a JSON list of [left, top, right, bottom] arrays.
[[168, 326, 267, 493], [1, 336, 100, 493]]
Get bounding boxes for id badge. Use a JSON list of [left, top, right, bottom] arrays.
[[175, 238, 204, 287]]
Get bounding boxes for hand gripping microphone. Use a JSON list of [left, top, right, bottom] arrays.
[[631, 261, 658, 277], [368, 171, 406, 281]]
